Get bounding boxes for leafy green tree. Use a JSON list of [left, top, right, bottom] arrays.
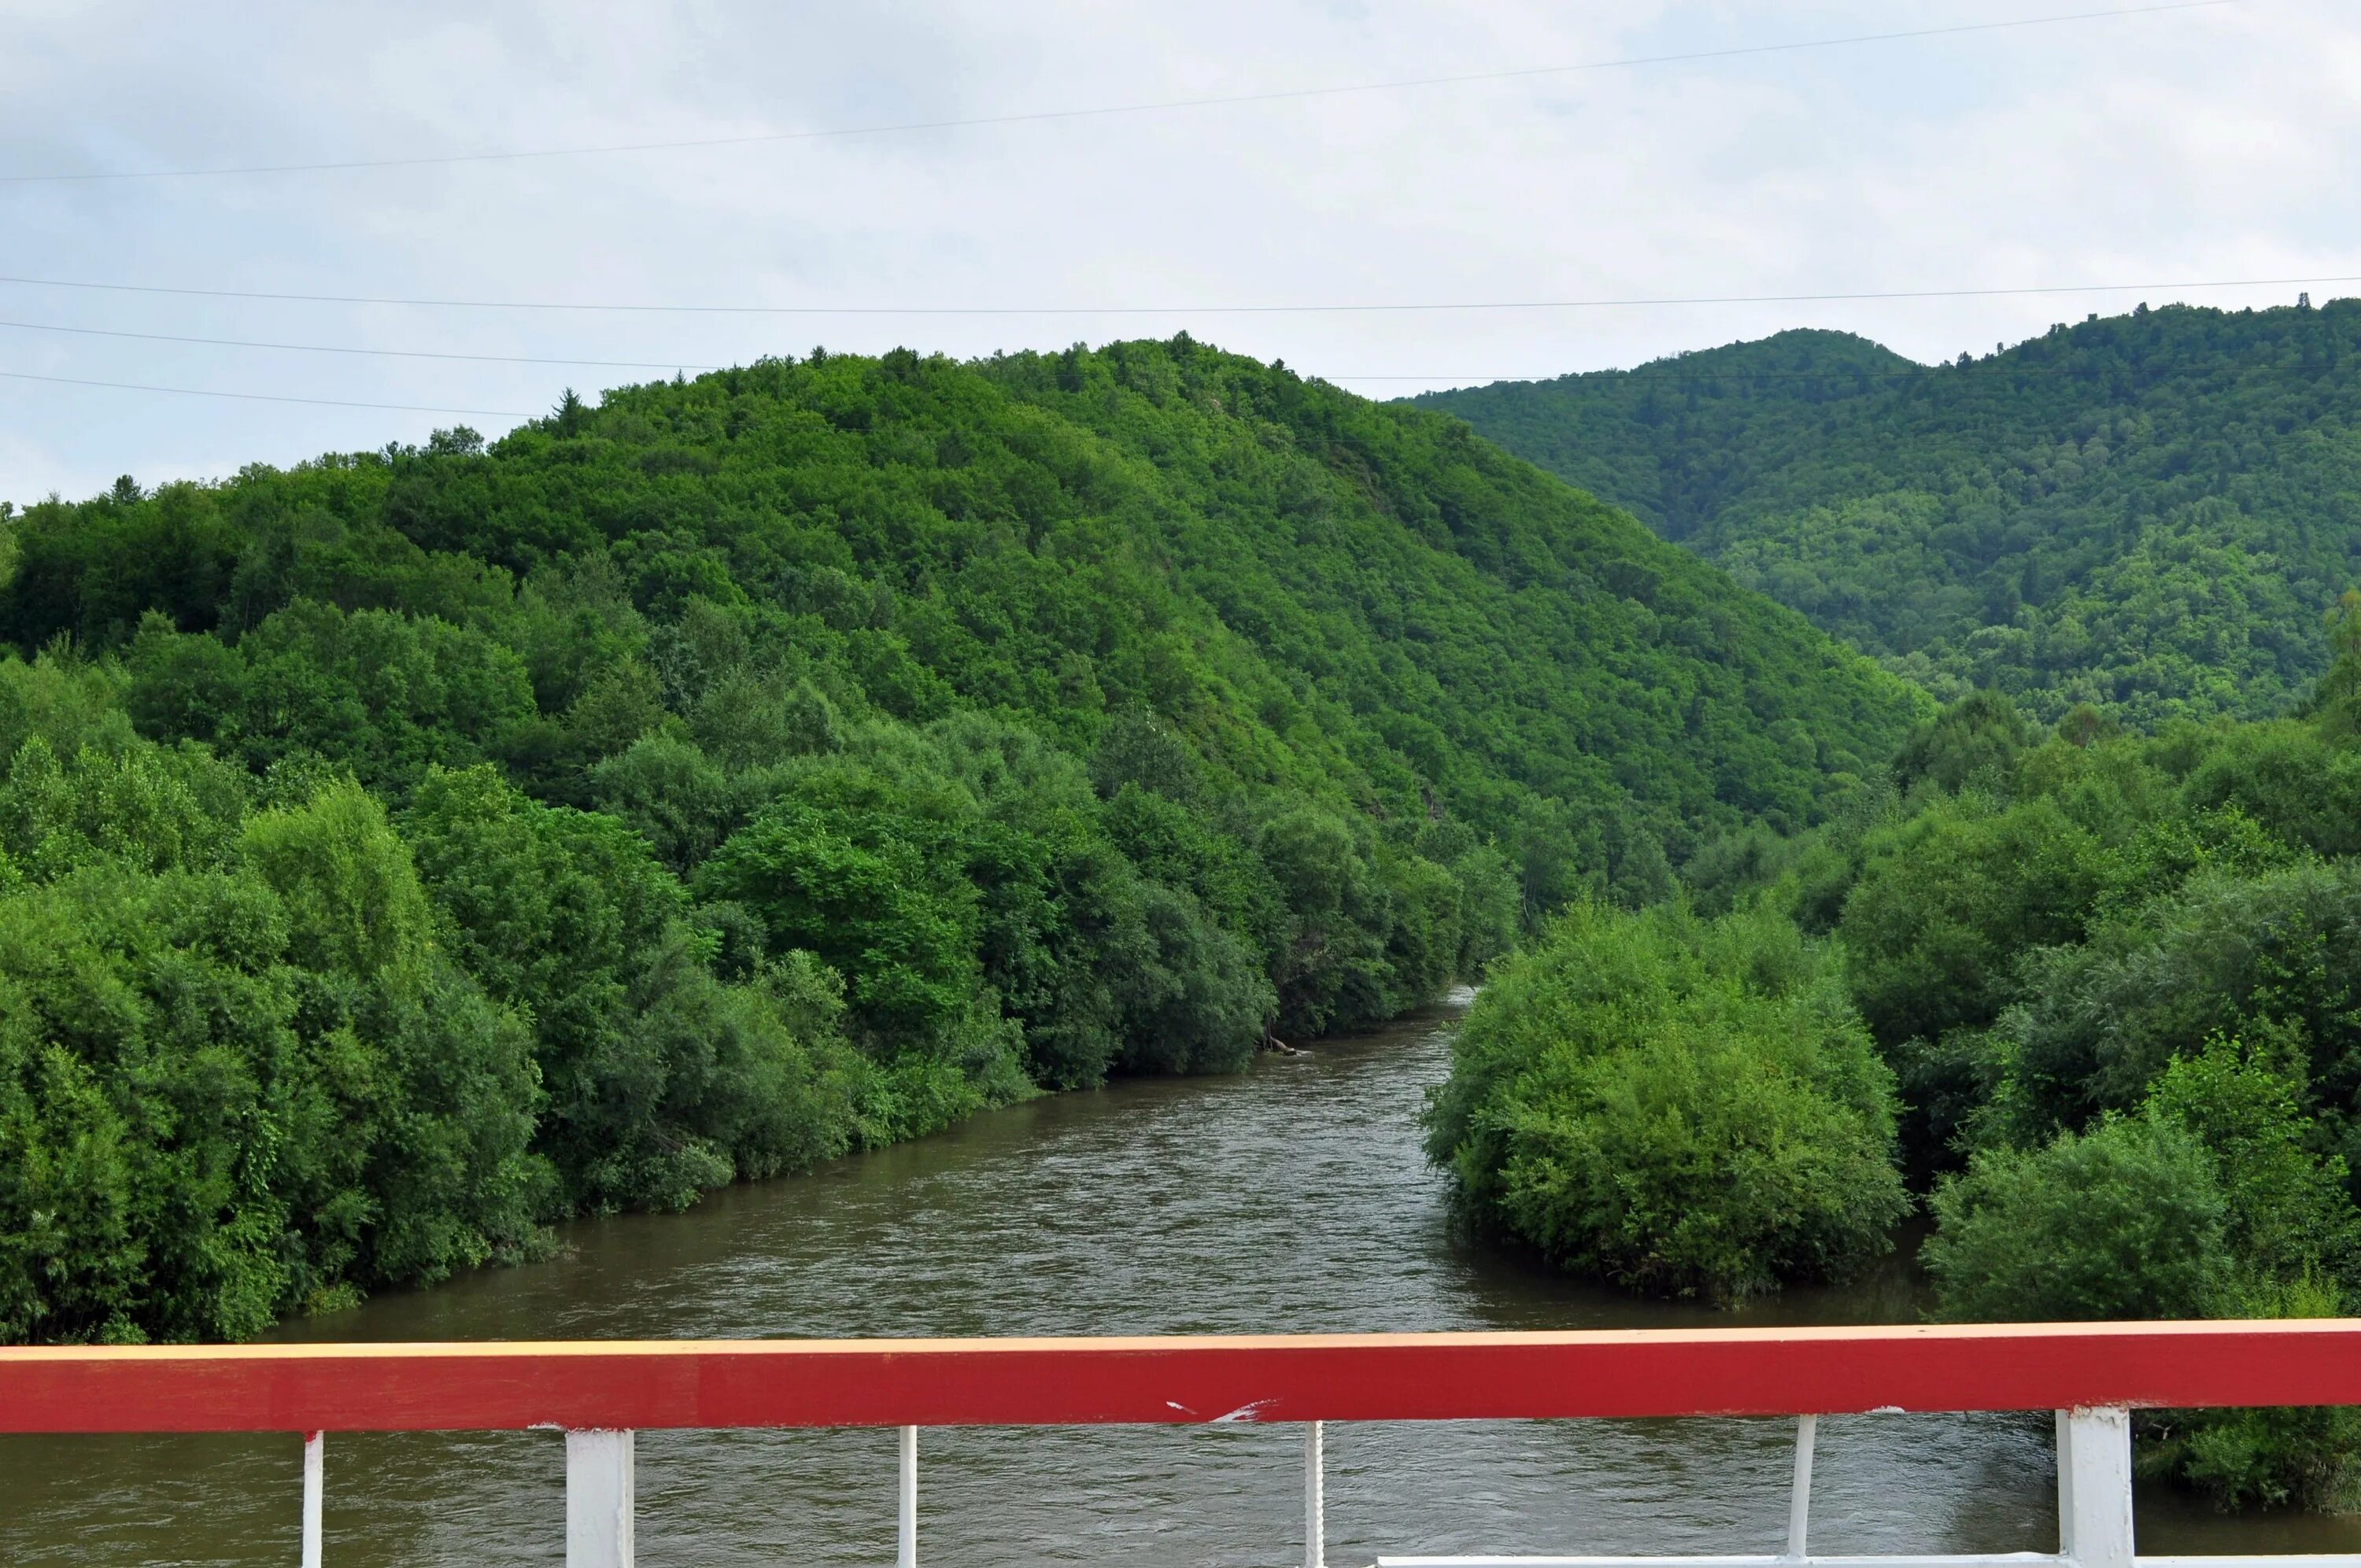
[[1924, 1114, 2226, 1323], [1256, 804, 1397, 1037], [236, 780, 551, 1276], [2177, 722, 2361, 859], [401, 765, 859, 1210], [1892, 692, 2033, 795], [1839, 794, 2110, 1047], [2145, 1034, 2361, 1279], [1992, 865, 2361, 1143], [1428, 902, 1908, 1302], [1111, 883, 1273, 1074], [2308, 588, 2361, 732], [0, 775, 547, 1345], [128, 603, 537, 795], [696, 782, 986, 1048], [1927, 1034, 2361, 1510]]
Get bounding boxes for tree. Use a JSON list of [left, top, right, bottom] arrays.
[[1428, 903, 1908, 1302], [1924, 1115, 2226, 1323]]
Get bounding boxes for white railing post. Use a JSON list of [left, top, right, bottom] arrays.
[[300, 1430, 323, 1568], [897, 1425, 918, 1568], [2057, 1405, 2134, 1568], [1785, 1415, 1816, 1559], [1305, 1420, 1326, 1568], [566, 1429, 636, 1568]]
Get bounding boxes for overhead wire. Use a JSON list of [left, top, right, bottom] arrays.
[[0, 2, 2265, 418], [0, 316, 717, 371], [0, 1, 2238, 184], [4, 336, 2342, 421], [0, 369, 534, 418], [0, 273, 2344, 415], [1333, 358, 2350, 383], [3, 309, 2348, 385], [0, 271, 2348, 319]]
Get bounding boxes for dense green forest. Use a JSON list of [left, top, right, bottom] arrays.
[[1430, 609, 2361, 1508], [0, 337, 1921, 1344], [1417, 300, 2361, 726]]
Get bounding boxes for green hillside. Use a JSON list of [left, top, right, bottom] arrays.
[[0, 337, 1920, 1342], [1418, 301, 2361, 725]]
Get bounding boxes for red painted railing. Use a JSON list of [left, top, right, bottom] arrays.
[[3, 1320, 2359, 1432], [7, 1323, 2360, 1568]]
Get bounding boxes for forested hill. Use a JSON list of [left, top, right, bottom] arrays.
[[1417, 301, 2361, 725], [0, 337, 1919, 1343]]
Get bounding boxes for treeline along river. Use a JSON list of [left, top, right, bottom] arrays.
[[5, 998, 2355, 1565]]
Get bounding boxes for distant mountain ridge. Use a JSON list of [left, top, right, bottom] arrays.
[[1417, 301, 2361, 723]]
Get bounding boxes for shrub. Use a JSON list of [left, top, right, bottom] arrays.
[[1426, 902, 1908, 1301], [0, 783, 550, 1344], [2138, 1273, 2361, 1514], [1838, 793, 2110, 1048], [1923, 1114, 2226, 1323], [1927, 1038, 2361, 1510]]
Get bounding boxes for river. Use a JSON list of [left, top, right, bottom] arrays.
[[6, 996, 2357, 1564]]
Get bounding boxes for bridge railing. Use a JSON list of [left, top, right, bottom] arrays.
[[6, 1322, 2361, 1568]]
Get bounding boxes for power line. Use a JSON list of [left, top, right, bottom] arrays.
[[0, 1, 2237, 184], [1339, 360, 2349, 384], [0, 270, 2347, 319], [0, 317, 717, 371], [8, 308, 2339, 385], [1, 327, 2333, 422], [0, 369, 534, 418], [2, 292, 2344, 411]]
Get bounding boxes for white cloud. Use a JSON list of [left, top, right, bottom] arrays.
[[1, 0, 2350, 502]]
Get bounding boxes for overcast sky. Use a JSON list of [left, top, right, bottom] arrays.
[[2, 0, 2352, 504]]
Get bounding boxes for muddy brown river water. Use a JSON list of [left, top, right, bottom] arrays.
[[6, 996, 2357, 1564]]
